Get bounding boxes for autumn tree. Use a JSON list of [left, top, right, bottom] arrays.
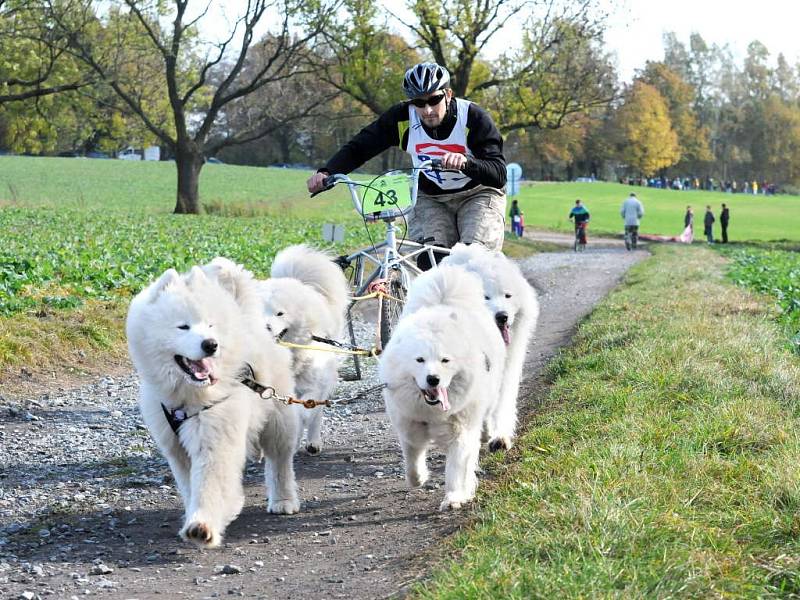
[[638, 61, 712, 171], [614, 81, 680, 177]]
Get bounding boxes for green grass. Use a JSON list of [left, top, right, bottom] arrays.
[[722, 246, 800, 351], [516, 181, 800, 242], [415, 245, 800, 598], [3, 156, 799, 241]]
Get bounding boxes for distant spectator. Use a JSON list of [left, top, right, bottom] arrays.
[[684, 205, 694, 231], [518, 211, 525, 237], [720, 203, 730, 243], [620, 192, 644, 251], [509, 199, 522, 237], [704, 205, 715, 244], [752, 180, 758, 195]]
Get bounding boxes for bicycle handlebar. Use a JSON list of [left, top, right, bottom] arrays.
[[310, 158, 446, 198]]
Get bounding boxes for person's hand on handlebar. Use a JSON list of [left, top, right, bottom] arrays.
[[307, 171, 330, 194], [439, 152, 467, 171]]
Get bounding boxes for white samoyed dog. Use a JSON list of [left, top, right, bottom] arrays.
[[443, 243, 539, 451], [257, 245, 350, 455], [126, 258, 300, 548], [379, 265, 506, 510]]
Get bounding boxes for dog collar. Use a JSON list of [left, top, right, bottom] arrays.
[[161, 403, 214, 435]]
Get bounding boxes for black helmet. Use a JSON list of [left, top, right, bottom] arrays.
[[403, 63, 450, 98]]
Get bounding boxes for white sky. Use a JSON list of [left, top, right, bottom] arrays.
[[602, 0, 800, 81], [196, 0, 800, 83]]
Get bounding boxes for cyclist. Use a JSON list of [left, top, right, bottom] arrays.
[[306, 62, 507, 269], [568, 199, 590, 249], [620, 192, 644, 250]]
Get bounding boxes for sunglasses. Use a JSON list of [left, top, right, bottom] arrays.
[[410, 93, 446, 108]]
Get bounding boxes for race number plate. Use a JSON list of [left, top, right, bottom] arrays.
[[361, 174, 412, 214]]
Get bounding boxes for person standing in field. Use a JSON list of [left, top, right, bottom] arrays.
[[704, 205, 715, 244], [679, 206, 694, 243], [620, 192, 644, 250], [509, 199, 522, 237], [720, 203, 730, 243]]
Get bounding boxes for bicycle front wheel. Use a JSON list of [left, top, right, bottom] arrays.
[[379, 268, 407, 350]]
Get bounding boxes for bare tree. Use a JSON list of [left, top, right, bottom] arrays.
[[47, 0, 338, 213]]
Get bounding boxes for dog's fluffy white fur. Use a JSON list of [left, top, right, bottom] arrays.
[[443, 243, 539, 451], [257, 245, 350, 454], [380, 265, 506, 510], [126, 258, 300, 548]]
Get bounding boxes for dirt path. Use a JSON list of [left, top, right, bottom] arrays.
[[0, 244, 645, 600]]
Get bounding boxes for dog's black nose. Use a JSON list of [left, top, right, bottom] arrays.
[[495, 312, 508, 326], [201, 338, 218, 355], [426, 374, 440, 387]]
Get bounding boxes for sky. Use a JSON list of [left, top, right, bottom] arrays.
[[602, 0, 800, 81], [196, 0, 800, 83]]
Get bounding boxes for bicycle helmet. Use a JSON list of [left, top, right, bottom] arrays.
[[403, 63, 450, 98]]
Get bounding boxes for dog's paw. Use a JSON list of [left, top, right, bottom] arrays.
[[439, 498, 464, 511], [406, 468, 429, 489], [488, 436, 512, 453], [180, 521, 221, 547], [439, 491, 472, 511], [305, 443, 321, 455], [268, 498, 300, 515]]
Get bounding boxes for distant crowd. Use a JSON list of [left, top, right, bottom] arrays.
[[621, 176, 779, 195]]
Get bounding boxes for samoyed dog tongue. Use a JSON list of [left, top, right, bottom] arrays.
[[127, 260, 300, 549], [380, 265, 505, 511]]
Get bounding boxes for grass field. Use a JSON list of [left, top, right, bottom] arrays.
[[516, 181, 800, 242], [415, 245, 800, 598], [2, 156, 800, 241]]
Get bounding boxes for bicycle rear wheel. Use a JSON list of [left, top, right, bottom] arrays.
[[379, 267, 407, 350]]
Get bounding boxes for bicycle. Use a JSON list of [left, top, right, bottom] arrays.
[[312, 159, 452, 379], [574, 222, 588, 252]]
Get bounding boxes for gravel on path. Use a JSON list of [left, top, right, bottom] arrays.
[[0, 246, 645, 600]]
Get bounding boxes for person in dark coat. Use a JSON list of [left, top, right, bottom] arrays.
[[704, 205, 715, 244], [720, 203, 730, 243]]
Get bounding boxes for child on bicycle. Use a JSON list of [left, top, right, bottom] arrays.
[[569, 199, 590, 245], [306, 62, 507, 269]]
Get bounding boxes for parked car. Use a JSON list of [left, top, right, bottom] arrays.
[[118, 147, 142, 161], [206, 156, 224, 164], [86, 151, 111, 159], [57, 150, 82, 158]]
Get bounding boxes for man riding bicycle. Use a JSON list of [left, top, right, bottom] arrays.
[[568, 199, 590, 248], [306, 62, 507, 269]]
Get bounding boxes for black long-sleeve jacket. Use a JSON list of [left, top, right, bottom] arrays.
[[321, 99, 506, 196]]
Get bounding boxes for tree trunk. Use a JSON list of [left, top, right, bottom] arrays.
[[173, 148, 204, 214]]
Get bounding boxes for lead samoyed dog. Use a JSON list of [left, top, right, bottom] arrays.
[[256, 245, 350, 455], [443, 243, 539, 451], [379, 265, 506, 510], [126, 259, 300, 548]]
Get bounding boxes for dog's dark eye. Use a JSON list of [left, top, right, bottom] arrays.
[[441, 358, 450, 364], [505, 293, 512, 299], [276, 311, 284, 317], [416, 357, 424, 363], [177, 324, 190, 330], [484, 296, 490, 300]]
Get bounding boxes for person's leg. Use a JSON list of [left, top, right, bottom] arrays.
[[722, 224, 728, 243], [456, 186, 506, 251], [413, 193, 458, 271]]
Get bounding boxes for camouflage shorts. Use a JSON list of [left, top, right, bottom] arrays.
[[407, 185, 507, 251]]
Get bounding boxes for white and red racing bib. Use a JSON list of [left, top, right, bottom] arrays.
[[407, 100, 474, 191]]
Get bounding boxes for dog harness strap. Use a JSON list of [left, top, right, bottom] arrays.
[[161, 403, 217, 435], [162, 404, 188, 435]]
